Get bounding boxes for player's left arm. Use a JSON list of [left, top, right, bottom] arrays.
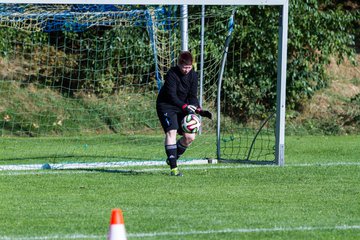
[[196, 108, 212, 119]]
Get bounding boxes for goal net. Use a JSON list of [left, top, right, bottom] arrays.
[[0, 4, 285, 169]]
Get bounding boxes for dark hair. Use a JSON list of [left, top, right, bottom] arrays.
[[178, 51, 193, 65]]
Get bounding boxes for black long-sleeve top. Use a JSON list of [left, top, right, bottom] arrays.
[[156, 66, 199, 112]]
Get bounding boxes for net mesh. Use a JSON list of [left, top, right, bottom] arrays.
[[0, 4, 277, 168]]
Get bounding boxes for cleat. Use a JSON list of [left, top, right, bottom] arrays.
[[170, 167, 183, 177]]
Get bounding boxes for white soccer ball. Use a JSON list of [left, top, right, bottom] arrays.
[[181, 114, 201, 133]]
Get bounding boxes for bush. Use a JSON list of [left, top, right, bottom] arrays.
[[191, 3, 357, 121]]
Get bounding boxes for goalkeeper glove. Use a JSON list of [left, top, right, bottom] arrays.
[[182, 104, 197, 114], [196, 107, 213, 120]]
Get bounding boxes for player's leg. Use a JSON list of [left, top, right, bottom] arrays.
[[176, 112, 196, 160], [156, 108, 183, 176], [165, 129, 178, 169], [165, 130, 183, 176], [177, 133, 195, 160]]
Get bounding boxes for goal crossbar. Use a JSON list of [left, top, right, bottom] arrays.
[[0, 0, 287, 6]]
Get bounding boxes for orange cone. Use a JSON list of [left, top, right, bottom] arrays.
[[107, 208, 127, 240]]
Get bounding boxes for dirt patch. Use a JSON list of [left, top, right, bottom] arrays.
[[306, 54, 358, 99], [330, 80, 360, 98], [0, 58, 23, 80], [292, 54, 360, 134], [328, 54, 360, 85]]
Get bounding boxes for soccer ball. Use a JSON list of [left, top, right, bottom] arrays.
[[181, 114, 201, 133]]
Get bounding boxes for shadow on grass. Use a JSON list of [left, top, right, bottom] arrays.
[[58, 168, 168, 176], [219, 159, 276, 165]]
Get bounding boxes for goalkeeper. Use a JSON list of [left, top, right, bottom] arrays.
[[156, 51, 212, 176]]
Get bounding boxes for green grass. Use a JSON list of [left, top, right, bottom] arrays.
[[1, 134, 358, 165], [0, 135, 359, 239], [0, 81, 160, 137], [0, 134, 165, 164], [285, 135, 360, 164], [0, 134, 218, 165]]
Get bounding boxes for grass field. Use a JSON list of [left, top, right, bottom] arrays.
[[0, 135, 359, 239]]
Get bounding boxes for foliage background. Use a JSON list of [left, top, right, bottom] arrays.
[[0, 1, 359, 135]]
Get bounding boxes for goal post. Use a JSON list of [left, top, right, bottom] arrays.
[[0, 1, 289, 168], [275, 2, 288, 166]]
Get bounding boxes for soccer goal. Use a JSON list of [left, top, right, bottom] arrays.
[[0, 0, 288, 170]]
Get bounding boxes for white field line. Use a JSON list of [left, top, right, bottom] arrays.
[[130, 225, 360, 238], [0, 234, 99, 240], [0, 159, 211, 171], [1, 225, 360, 239], [1, 161, 360, 176]]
